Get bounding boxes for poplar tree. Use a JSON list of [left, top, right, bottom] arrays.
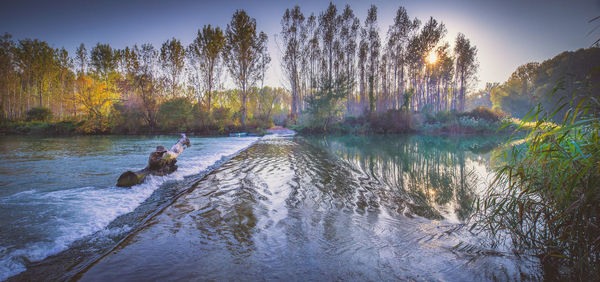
[[362, 5, 380, 113], [90, 43, 116, 77], [454, 33, 478, 111], [319, 2, 338, 82], [75, 43, 88, 75], [223, 10, 268, 126], [159, 38, 185, 98], [338, 5, 359, 113], [387, 6, 419, 109], [190, 25, 225, 111], [280, 5, 305, 120]]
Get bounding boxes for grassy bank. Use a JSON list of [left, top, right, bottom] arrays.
[[0, 118, 272, 136], [292, 106, 512, 135]]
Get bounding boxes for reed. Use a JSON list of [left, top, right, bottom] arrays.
[[476, 95, 600, 279]]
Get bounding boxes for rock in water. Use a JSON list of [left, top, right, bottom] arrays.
[[116, 134, 191, 187]]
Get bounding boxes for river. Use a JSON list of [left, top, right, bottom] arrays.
[[0, 133, 540, 281]]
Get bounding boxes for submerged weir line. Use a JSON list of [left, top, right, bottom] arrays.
[[1, 136, 261, 281], [68, 136, 263, 281]]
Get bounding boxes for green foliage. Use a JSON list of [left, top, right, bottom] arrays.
[[190, 103, 211, 132], [189, 24, 226, 111], [425, 110, 453, 124], [223, 9, 270, 126], [304, 76, 350, 132], [491, 47, 600, 119], [90, 43, 117, 76], [368, 110, 412, 133], [159, 38, 186, 97], [211, 106, 235, 134], [368, 75, 375, 113], [461, 106, 507, 122], [157, 97, 193, 132], [402, 88, 414, 112], [0, 120, 81, 135], [420, 107, 507, 134], [26, 107, 53, 122], [477, 95, 600, 279], [110, 102, 148, 134]]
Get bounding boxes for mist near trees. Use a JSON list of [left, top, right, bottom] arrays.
[[278, 3, 479, 123], [489, 47, 600, 119]]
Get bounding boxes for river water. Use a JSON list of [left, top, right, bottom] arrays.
[[0, 134, 540, 281], [0, 135, 259, 280]]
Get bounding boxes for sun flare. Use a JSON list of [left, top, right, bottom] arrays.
[[426, 50, 438, 64]]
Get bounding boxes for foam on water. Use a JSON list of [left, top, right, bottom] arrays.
[[0, 136, 258, 281]]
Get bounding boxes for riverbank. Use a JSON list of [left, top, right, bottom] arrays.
[[0, 120, 274, 137], [291, 107, 513, 135], [0, 107, 514, 137]]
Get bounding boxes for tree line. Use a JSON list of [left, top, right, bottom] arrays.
[[278, 3, 479, 122], [490, 47, 600, 119], [0, 3, 482, 134], [0, 10, 286, 133]]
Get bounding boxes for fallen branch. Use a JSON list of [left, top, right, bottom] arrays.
[[117, 134, 191, 187]]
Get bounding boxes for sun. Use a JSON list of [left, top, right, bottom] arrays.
[[426, 50, 438, 64]]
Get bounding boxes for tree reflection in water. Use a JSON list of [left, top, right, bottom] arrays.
[[304, 134, 503, 222]]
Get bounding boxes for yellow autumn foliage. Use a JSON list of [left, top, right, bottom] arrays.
[[74, 74, 120, 133]]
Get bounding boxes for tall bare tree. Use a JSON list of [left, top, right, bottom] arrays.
[[362, 5, 381, 113], [338, 5, 359, 114], [387, 6, 419, 109], [454, 33, 478, 111], [319, 2, 338, 82], [280, 5, 306, 121]]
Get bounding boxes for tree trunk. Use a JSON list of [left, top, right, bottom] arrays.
[[241, 84, 247, 127], [116, 134, 191, 187]]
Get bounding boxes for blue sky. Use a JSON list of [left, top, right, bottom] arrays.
[[1, 0, 599, 90]]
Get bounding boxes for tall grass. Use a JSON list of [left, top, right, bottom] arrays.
[[476, 96, 600, 279]]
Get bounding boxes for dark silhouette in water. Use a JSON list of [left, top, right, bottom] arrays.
[[116, 134, 191, 187]]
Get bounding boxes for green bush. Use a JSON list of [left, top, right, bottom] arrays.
[[157, 97, 193, 132], [0, 120, 80, 135], [110, 102, 148, 134], [369, 110, 413, 133], [462, 106, 507, 122], [191, 103, 211, 133], [26, 107, 53, 122]]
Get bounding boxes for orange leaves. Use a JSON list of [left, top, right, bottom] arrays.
[[74, 74, 119, 120]]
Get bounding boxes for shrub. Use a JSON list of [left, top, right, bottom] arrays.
[[191, 103, 211, 133], [458, 116, 495, 131], [77, 117, 110, 134], [157, 97, 193, 132], [424, 110, 456, 124], [26, 107, 53, 122], [463, 106, 507, 122], [212, 106, 232, 123], [369, 109, 412, 133], [110, 102, 148, 134], [43, 121, 79, 135]]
